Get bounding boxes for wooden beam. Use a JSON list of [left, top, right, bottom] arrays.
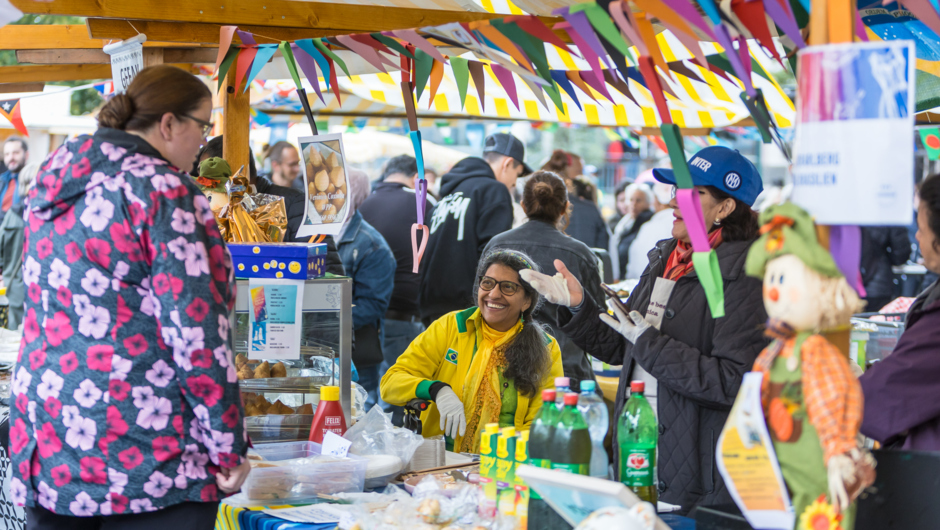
[[0, 82, 44, 94], [0, 64, 113, 83], [222, 65, 250, 183], [12, 0, 533, 33], [16, 48, 219, 65], [0, 24, 203, 50], [163, 48, 219, 63], [87, 18, 351, 45], [142, 48, 164, 67]]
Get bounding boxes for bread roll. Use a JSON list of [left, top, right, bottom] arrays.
[[271, 362, 287, 378], [254, 361, 271, 379], [329, 166, 345, 188]]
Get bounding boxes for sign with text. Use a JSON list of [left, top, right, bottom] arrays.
[[791, 41, 914, 225], [103, 35, 146, 94], [247, 278, 304, 360]]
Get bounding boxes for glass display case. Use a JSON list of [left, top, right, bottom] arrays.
[[233, 277, 352, 443]]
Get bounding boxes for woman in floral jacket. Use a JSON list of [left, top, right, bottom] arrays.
[[10, 65, 249, 529]]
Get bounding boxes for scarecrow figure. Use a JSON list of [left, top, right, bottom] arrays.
[[745, 203, 876, 530], [195, 156, 232, 210]]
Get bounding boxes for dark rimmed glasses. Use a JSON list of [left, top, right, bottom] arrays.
[[182, 114, 213, 137], [479, 276, 522, 296]]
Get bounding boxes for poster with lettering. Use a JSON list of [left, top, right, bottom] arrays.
[[102, 35, 145, 94], [791, 41, 914, 225], [297, 133, 351, 237], [248, 278, 304, 360]]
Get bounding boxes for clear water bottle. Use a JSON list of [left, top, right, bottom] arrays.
[[577, 380, 610, 478], [554, 377, 570, 407]]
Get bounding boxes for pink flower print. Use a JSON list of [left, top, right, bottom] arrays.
[[65, 415, 97, 451], [183, 242, 210, 277], [36, 369, 63, 400], [56, 286, 72, 307], [59, 351, 78, 374], [123, 334, 149, 357], [181, 444, 209, 479], [64, 241, 82, 263], [72, 294, 91, 317], [185, 298, 209, 323], [112, 295, 133, 338], [129, 498, 154, 513], [190, 349, 213, 369], [174, 471, 187, 490], [171, 208, 196, 234], [136, 396, 172, 430], [152, 436, 181, 462], [84, 238, 111, 269], [9, 478, 25, 507], [46, 258, 70, 290], [22, 256, 40, 286], [79, 194, 114, 232], [121, 154, 159, 178], [173, 415, 183, 436], [80, 456, 107, 485], [169, 275, 184, 298], [53, 205, 76, 235], [110, 353, 132, 380], [105, 406, 128, 441], [11, 366, 31, 397], [109, 493, 128, 514], [69, 491, 99, 516], [200, 484, 219, 502], [132, 385, 155, 408], [73, 379, 102, 408], [42, 173, 63, 201], [145, 359, 175, 388], [43, 396, 61, 419], [47, 147, 73, 171], [9, 418, 27, 454], [46, 311, 74, 347], [217, 452, 240, 469], [193, 194, 214, 225], [28, 348, 46, 370], [50, 464, 72, 487], [108, 468, 128, 494], [37, 481, 58, 512], [110, 220, 143, 261], [71, 157, 91, 179], [143, 471, 173, 499], [61, 405, 80, 429], [36, 422, 63, 459], [100, 142, 126, 161], [180, 326, 205, 354], [80, 268, 109, 297], [86, 344, 113, 371], [203, 430, 235, 459], [118, 446, 144, 470], [213, 344, 231, 368], [208, 245, 231, 282], [109, 379, 130, 401], [151, 273, 170, 296], [78, 138, 92, 153], [167, 236, 189, 261], [78, 305, 111, 339], [187, 374, 224, 408], [36, 237, 53, 260], [222, 404, 240, 429]]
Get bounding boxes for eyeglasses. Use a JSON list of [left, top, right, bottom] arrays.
[[479, 276, 522, 296], [182, 114, 213, 137]]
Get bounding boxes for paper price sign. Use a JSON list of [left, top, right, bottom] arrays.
[[103, 35, 146, 94]]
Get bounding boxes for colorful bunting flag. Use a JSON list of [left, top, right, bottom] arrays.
[[920, 128, 940, 160], [244, 44, 279, 93], [0, 99, 27, 137], [450, 57, 470, 110], [413, 49, 434, 102], [468, 60, 487, 112], [490, 63, 520, 110]]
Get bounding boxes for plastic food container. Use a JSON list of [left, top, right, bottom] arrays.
[[243, 441, 367, 502], [246, 414, 315, 443]]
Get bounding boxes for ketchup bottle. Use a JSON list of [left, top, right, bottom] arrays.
[[309, 386, 347, 443]]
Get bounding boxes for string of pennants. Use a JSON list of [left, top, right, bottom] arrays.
[[0, 81, 117, 138]]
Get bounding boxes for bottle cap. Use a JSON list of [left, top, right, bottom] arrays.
[[485, 423, 500, 434], [630, 381, 645, 393], [563, 393, 579, 406], [555, 376, 570, 387], [581, 380, 596, 393], [501, 427, 516, 437], [542, 389, 556, 402], [320, 385, 339, 401]]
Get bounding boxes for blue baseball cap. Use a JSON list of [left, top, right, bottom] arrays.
[[652, 146, 763, 206]]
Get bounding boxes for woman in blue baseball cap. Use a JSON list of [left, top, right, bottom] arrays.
[[521, 146, 770, 514]]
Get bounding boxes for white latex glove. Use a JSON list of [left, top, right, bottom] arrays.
[[519, 259, 584, 307], [599, 302, 652, 344], [827, 453, 855, 512], [435, 386, 467, 439]]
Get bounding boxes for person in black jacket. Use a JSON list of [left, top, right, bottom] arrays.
[[194, 136, 344, 275], [521, 146, 769, 514], [610, 182, 655, 280], [418, 133, 530, 326], [483, 171, 603, 392], [540, 149, 610, 249], [860, 225, 911, 311]]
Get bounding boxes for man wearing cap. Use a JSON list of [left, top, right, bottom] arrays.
[[419, 133, 531, 326], [522, 145, 770, 514]]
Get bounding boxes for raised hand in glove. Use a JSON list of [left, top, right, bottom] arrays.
[[599, 300, 652, 344], [434, 386, 467, 439], [519, 259, 584, 307]]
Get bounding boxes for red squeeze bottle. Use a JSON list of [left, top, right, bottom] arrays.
[[309, 386, 347, 443]]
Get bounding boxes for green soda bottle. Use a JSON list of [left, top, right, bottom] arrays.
[[527, 390, 570, 529], [618, 381, 658, 504], [550, 393, 591, 475]]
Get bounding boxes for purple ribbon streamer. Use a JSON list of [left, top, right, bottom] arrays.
[[829, 225, 867, 297], [291, 44, 325, 104], [557, 9, 614, 72], [236, 30, 257, 46], [713, 24, 756, 96], [763, 0, 807, 49]]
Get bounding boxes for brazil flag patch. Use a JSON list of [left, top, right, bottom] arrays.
[[444, 348, 458, 365]]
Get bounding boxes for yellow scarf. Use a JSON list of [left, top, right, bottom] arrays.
[[456, 319, 521, 453]]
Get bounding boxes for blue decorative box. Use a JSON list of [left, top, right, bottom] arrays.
[[227, 243, 327, 280]]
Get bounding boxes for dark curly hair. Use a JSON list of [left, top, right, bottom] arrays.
[[473, 249, 552, 397], [704, 186, 759, 242]]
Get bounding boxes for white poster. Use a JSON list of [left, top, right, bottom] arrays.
[[791, 40, 914, 225], [103, 34, 146, 94], [296, 133, 351, 238], [247, 278, 304, 360]]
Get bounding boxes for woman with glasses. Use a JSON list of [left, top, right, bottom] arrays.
[[380, 249, 563, 452], [10, 65, 248, 528]]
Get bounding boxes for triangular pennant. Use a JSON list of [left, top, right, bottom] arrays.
[[450, 56, 470, 110], [543, 80, 566, 113], [428, 59, 444, 109], [326, 55, 342, 105], [506, 15, 573, 55], [468, 60, 487, 112], [371, 33, 414, 59], [391, 29, 447, 63], [349, 33, 398, 66], [291, 43, 326, 104], [712, 24, 755, 95], [638, 56, 671, 123], [488, 20, 552, 83], [0, 99, 27, 137], [578, 70, 614, 103], [598, 28, 633, 77], [557, 9, 614, 71], [413, 48, 434, 102], [762, 0, 806, 49], [236, 30, 256, 46], [578, 2, 632, 58], [697, 0, 724, 24], [567, 71, 600, 103], [215, 26, 237, 73], [521, 74, 551, 110], [658, 0, 717, 39], [313, 39, 350, 77], [603, 69, 639, 106], [556, 21, 613, 100], [631, 10, 669, 79], [335, 34, 388, 73], [550, 70, 583, 111], [609, 1, 648, 57], [633, 0, 698, 41], [400, 81, 418, 131], [278, 41, 303, 91], [216, 47, 239, 92], [295, 39, 332, 89], [244, 44, 279, 93], [660, 20, 709, 69], [667, 60, 706, 83], [475, 22, 536, 75], [489, 63, 520, 110], [234, 46, 258, 93], [731, 0, 782, 65]]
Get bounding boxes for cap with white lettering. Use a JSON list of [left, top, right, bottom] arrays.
[[652, 146, 763, 206]]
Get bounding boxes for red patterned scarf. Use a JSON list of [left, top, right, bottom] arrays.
[[663, 228, 724, 281]]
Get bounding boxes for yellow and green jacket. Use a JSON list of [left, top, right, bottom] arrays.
[[380, 307, 564, 450]]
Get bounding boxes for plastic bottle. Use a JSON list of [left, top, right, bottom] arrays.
[[618, 381, 658, 505], [513, 430, 531, 529], [550, 393, 592, 475], [577, 380, 610, 478], [478, 423, 501, 518], [309, 386, 347, 443], [496, 427, 518, 516], [554, 377, 570, 407], [527, 390, 569, 530]]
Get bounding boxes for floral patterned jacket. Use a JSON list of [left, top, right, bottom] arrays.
[[9, 128, 247, 516]]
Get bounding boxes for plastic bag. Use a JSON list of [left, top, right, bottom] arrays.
[[345, 405, 424, 487]]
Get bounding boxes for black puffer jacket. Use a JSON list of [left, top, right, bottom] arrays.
[[558, 238, 768, 513], [860, 226, 911, 308]]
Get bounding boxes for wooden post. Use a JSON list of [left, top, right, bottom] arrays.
[[142, 47, 163, 67], [221, 65, 250, 181]]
